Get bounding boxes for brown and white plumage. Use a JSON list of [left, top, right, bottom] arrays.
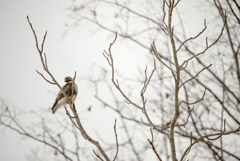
[[52, 76, 78, 114]]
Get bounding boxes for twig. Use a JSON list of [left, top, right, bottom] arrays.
[[36, 70, 56, 84], [180, 125, 240, 161], [184, 132, 193, 156], [113, 119, 119, 161], [173, 0, 181, 8], [177, 19, 207, 53], [2, 107, 73, 161], [162, 0, 169, 7], [180, 14, 227, 69], [179, 64, 212, 90], [64, 106, 80, 130], [147, 128, 163, 161], [140, 118, 169, 137], [93, 150, 104, 161], [141, 60, 156, 95], [152, 41, 176, 80], [102, 31, 142, 110], [179, 89, 206, 107], [70, 72, 77, 102], [207, 119, 226, 140], [160, 106, 195, 131]]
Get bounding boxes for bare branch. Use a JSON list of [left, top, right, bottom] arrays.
[[103, 31, 142, 110], [174, 0, 181, 8], [44, 52, 49, 70], [180, 126, 240, 161], [72, 103, 111, 161], [27, 16, 41, 53], [163, 0, 169, 7], [179, 89, 206, 107], [152, 41, 176, 80], [93, 150, 104, 161], [207, 119, 226, 140], [184, 132, 193, 156], [73, 71, 77, 80], [1, 107, 73, 161], [36, 70, 56, 85], [113, 119, 119, 161], [179, 64, 212, 90], [180, 14, 227, 69], [160, 26, 168, 35], [176, 19, 207, 53], [102, 51, 112, 66], [64, 106, 80, 130], [226, 0, 240, 24], [162, 0, 168, 28], [141, 59, 156, 95], [147, 128, 163, 161], [174, 106, 194, 128]]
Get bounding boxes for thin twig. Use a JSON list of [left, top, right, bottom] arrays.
[[177, 19, 207, 53], [173, 0, 181, 8], [179, 64, 212, 90], [140, 118, 169, 137], [2, 107, 73, 161], [180, 14, 227, 69], [103, 31, 142, 110], [179, 89, 206, 107], [152, 41, 176, 80], [113, 119, 119, 161], [147, 128, 163, 161], [36, 70, 56, 85], [93, 150, 104, 161], [180, 125, 240, 161]]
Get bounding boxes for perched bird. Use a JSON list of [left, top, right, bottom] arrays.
[[52, 76, 78, 114]]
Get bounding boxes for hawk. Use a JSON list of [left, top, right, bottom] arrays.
[[52, 76, 78, 114]]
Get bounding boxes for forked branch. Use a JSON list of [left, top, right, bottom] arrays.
[[102, 31, 142, 110], [179, 89, 206, 107], [147, 128, 163, 161], [180, 14, 227, 69], [179, 64, 212, 90], [152, 41, 176, 80], [177, 19, 207, 53], [180, 123, 240, 161], [103, 32, 169, 137]]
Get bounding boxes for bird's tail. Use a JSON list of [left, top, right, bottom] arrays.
[[52, 101, 62, 114]]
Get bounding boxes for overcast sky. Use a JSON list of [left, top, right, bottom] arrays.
[[0, 0, 211, 160]]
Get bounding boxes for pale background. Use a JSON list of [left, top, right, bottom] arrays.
[[0, 0, 210, 161]]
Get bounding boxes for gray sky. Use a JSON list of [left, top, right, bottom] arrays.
[[0, 0, 211, 160]]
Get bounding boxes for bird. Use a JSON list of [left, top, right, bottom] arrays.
[[51, 76, 78, 114]]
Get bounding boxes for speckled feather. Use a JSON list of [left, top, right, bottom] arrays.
[[52, 77, 78, 114]]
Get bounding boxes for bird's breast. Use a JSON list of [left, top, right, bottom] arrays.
[[74, 83, 78, 93]]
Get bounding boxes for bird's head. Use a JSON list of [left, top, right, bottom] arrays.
[[64, 76, 73, 83]]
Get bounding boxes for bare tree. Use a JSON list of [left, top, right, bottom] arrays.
[[1, 0, 239, 161], [66, 0, 240, 160]]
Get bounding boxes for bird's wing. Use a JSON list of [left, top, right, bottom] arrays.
[[56, 82, 77, 100], [51, 83, 70, 108], [52, 91, 64, 111], [64, 82, 72, 97], [52, 82, 77, 113]]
